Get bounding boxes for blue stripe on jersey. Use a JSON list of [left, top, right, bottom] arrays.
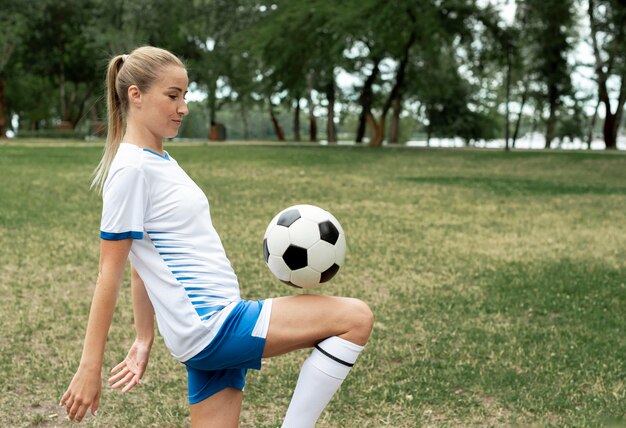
[[148, 230, 230, 324], [171, 270, 210, 275], [169, 265, 205, 270], [100, 230, 143, 240], [195, 305, 225, 318]]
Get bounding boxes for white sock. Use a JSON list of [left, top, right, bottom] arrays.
[[281, 336, 364, 428]]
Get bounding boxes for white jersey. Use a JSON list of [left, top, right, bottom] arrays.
[[100, 143, 241, 362]]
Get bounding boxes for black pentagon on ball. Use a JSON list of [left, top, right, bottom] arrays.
[[320, 263, 340, 283], [277, 209, 301, 227], [263, 238, 269, 262], [283, 245, 308, 270], [318, 220, 339, 245]]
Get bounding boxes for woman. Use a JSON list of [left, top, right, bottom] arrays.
[[60, 46, 373, 427]]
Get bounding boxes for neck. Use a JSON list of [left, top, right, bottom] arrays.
[[122, 124, 165, 155]]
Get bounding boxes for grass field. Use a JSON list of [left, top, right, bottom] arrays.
[[1, 140, 625, 427]]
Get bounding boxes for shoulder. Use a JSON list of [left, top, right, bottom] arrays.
[[110, 143, 145, 170], [104, 145, 148, 194]]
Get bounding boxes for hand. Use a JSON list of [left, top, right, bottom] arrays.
[[60, 366, 102, 422], [108, 339, 152, 393]]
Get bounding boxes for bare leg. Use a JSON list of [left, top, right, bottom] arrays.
[[263, 294, 374, 428], [190, 387, 243, 428], [188, 295, 373, 427], [263, 294, 374, 358]]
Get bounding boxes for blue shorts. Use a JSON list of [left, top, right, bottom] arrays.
[[184, 299, 272, 404]]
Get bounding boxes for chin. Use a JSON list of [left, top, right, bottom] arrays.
[[164, 131, 179, 139]]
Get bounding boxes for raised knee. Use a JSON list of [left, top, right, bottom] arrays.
[[347, 298, 374, 343]]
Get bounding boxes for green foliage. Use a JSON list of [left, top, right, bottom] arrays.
[[1, 0, 623, 146]]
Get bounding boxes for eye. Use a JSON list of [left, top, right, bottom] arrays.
[[169, 95, 178, 100]]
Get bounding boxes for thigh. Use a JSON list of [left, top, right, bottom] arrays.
[[262, 294, 371, 358], [190, 387, 243, 428]]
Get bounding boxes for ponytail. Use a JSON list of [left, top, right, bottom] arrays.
[[91, 55, 126, 192]]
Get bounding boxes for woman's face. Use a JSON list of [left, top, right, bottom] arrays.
[[138, 65, 189, 140]]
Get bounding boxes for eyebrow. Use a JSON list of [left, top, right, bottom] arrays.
[[167, 86, 188, 94]]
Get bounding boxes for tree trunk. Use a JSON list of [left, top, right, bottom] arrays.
[[355, 58, 381, 143], [207, 77, 218, 139], [240, 102, 249, 140], [544, 84, 558, 149], [610, 76, 626, 149], [603, 113, 616, 149], [58, 41, 67, 124], [69, 85, 93, 129], [366, 112, 384, 147], [0, 76, 6, 138], [504, 42, 512, 151], [588, 0, 624, 150], [587, 98, 600, 149], [512, 82, 528, 148], [369, 10, 416, 147], [293, 99, 301, 142], [269, 101, 285, 141], [326, 81, 337, 144], [388, 96, 401, 144], [307, 83, 317, 142]]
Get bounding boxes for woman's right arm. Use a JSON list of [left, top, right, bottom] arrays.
[[60, 238, 132, 422]]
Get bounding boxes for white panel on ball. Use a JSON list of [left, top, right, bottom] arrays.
[[298, 204, 329, 223], [267, 255, 292, 282], [288, 218, 321, 248], [265, 226, 291, 255], [290, 266, 322, 288], [308, 240, 337, 272]]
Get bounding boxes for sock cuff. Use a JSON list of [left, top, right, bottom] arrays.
[[316, 336, 364, 365]]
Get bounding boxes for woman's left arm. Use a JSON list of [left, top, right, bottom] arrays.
[[108, 265, 155, 393]]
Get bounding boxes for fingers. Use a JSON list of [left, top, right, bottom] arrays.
[[59, 389, 71, 407], [91, 393, 100, 417], [110, 360, 127, 374], [108, 366, 129, 384], [111, 370, 134, 389], [61, 395, 74, 415], [67, 397, 92, 422], [121, 374, 140, 393], [74, 401, 90, 423]]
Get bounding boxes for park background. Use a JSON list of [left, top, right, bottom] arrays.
[[1, 1, 626, 427], [1, 0, 625, 149]]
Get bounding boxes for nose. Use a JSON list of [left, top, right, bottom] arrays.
[[178, 99, 189, 116]]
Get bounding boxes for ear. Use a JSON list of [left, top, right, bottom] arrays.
[[128, 85, 142, 108]]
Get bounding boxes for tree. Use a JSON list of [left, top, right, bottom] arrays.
[[0, 0, 35, 136], [236, 0, 349, 143], [588, 0, 626, 149], [522, 0, 576, 148], [16, 0, 108, 130]]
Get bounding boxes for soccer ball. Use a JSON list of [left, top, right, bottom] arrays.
[[263, 204, 347, 288]]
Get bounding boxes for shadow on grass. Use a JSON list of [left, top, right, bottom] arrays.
[[402, 176, 626, 196]]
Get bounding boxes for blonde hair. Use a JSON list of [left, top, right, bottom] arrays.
[[91, 46, 185, 191]]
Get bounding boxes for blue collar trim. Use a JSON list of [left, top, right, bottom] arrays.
[[143, 148, 170, 160]]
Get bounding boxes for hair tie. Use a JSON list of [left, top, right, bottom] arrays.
[[122, 54, 129, 61]]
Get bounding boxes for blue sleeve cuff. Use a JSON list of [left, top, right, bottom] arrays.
[[100, 231, 144, 241]]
